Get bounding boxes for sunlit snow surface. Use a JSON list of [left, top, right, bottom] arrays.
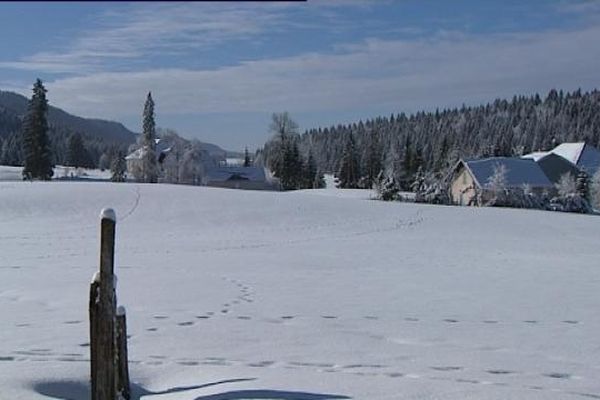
[[1, 181, 599, 400]]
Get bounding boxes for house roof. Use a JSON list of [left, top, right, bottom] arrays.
[[552, 142, 600, 174], [536, 153, 580, 183], [463, 157, 553, 188], [521, 151, 548, 162], [522, 142, 600, 175], [205, 166, 266, 182], [125, 139, 173, 161]]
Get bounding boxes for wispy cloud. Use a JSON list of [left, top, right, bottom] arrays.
[[42, 23, 600, 121], [0, 3, 289, 74], [0, 1, 378, 75]]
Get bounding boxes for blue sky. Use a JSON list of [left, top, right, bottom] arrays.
[[1, 0, 600, 151]]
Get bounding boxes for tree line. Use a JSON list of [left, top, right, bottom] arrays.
[[0, 88, 131, 172], [256, 112, 324, 190], [258, 89, 600, 192]]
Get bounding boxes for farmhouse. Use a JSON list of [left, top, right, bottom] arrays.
[[203, 166, 278, 190], [450, 157, 553, 206], [125, 139, 175, 180]]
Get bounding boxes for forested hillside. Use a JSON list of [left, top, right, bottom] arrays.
[[0, 90, 135, 167], [259, 89, 600, 190]]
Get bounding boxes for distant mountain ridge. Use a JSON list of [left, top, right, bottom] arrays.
[[0, 90, 136, 144], [0, 89, 235, 167]]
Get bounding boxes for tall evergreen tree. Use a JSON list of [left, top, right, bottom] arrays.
[[141, 92, 158, 183], [267, 112, 300, 189], [22, 79, 53, 180], [67, 133, 93, 168], [110, 151, 127, 182], [280, 139, 302, 190], [337, 133, 361, 188], [363, 131, 383, 188], [304, 149, 318, 189], [576, 170, 589, 201], [244, 146, 251, 167]]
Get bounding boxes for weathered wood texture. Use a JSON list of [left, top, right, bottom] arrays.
[[90, 210, 130, 400], [116, 311, 130, 400]]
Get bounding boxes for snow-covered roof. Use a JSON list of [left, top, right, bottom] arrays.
[[521, 151, 549, 161], [125, 147, 144, 160], [125, 139, 172, 161], [205, 166, 266, 182], [522, 142, 600, 175], [551, 142, 600, 174], [225, 158, 244, 166], [463, 157, 553, 188], [551, 142, 586, 165]]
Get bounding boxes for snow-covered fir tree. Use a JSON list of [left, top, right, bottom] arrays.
[[141, 92, 158, 183], [110, 152, 127, 182], [373, 171, 399, 201], [22, 79, 53, 180], [336, 133, 361, 188]]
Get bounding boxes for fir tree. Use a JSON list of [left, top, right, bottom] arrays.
[[280, 139, 302, 190], [337, 133, 360, 188], [363, 131, 383, 188], [576, 170, 589, 201], [141, 92, 158, 183], [267, 112, 300, 190], [304, 149, 319, 189], [22, 79, 53, 180], [374, 170, 399, 201], [1, 131, 22, 166], [67, 133, 93, 168], [110, 152, 127, 182], [243, 146, 251, 167]]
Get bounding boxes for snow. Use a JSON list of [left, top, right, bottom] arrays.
[[0, 165, 112, 182], [100, 208, 116, 222], [551, 143, 585, 165], [521, 151, 549, 161], [1, 181, 600, 400], [117, 306, 126, 316]]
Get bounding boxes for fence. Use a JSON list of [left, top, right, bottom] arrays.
[[89, 208, 130, 400]]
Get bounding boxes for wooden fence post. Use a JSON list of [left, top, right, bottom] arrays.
[[116, 306, 130, 400], [90, 208, 121, 400]]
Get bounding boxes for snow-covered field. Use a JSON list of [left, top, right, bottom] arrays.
[[0, 165, 111, 182], [1, 181, 599, 400]]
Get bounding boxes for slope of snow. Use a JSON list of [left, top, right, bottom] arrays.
[[1, 182, 599, 400]]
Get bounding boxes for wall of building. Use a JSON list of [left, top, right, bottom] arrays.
[[450, 168, 478, 205]]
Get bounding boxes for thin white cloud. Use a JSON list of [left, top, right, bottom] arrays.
[[41, 24, 600, 122], [0, 1, 378, 75], [0, 3, 288, 74]]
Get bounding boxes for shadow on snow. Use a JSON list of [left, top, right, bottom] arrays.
[[32, 378, 351, 400]]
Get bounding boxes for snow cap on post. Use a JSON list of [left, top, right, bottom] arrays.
[[117, 306, 126, 316], [100, 208, 116, 222]]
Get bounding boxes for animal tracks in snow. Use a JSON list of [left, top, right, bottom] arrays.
[[122, 354, 598, 399], [140, 276, 256, 332]]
